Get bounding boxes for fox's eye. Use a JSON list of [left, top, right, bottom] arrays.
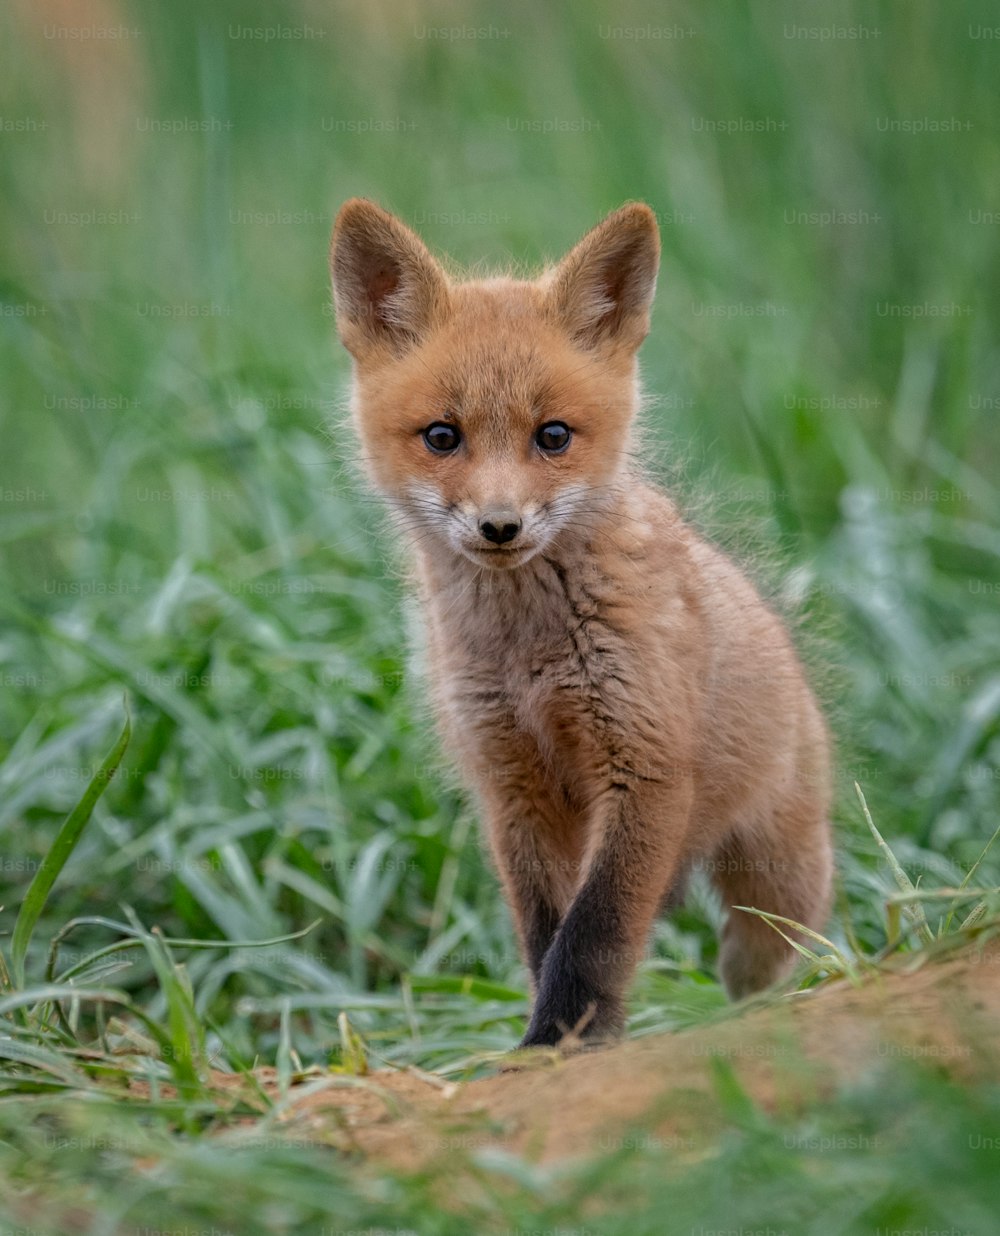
[[536, 421, 572, 454], [422, 422, 461, 453]]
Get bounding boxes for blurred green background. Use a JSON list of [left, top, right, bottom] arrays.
[[2, 0, 999, 1069]]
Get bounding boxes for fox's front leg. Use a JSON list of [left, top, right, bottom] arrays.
[[520, 776, 693, 1048], [478, 757, 583, 984]]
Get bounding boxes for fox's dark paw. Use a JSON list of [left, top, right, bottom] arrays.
[[518, 1002, 623, 1053], [518, 1021, 564, 1050]]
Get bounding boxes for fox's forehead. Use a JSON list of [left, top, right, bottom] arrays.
[[424, 279, 581, 423], [450, 276, 547, 316]]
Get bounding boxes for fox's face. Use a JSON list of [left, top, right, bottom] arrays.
[[330, 201, 660, 569]]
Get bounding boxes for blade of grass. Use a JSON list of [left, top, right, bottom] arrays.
[[335, 1011, 368, 1076], [854, 782, 934, 947], [10, 706, 131, 986], [959, 901, 991, 931], [943, 820, 1000, 934], [732, 907, 854, 967], [276, 999, 294, 1099], [407, 974, 527, 1002], [45, 915, 322, 983], [121, 911, 207, 1105]]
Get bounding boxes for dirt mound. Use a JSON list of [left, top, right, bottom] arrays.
[[206, 938, 1000, 1168]]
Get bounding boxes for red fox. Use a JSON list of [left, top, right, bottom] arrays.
[[329, 200, 834, 1047]]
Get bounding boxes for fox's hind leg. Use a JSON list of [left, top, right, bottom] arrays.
[[710, 797, 834, 1000]]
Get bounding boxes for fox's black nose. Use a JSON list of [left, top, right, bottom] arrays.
[[479, 513, 522, 545]]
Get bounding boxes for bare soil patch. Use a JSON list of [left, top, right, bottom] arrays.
[[200, 938, 1000, 1169]]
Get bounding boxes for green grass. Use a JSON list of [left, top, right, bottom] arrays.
[[2, 0, 1000, 1230]]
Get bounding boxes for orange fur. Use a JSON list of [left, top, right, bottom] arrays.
[[330, 199, 834, 1046]]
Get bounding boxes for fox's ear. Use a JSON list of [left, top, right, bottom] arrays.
[[330, 199, 448, 362], [548, 203, 660, 352]]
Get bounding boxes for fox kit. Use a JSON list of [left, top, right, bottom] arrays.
[[330, 199, 834, 1047]]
